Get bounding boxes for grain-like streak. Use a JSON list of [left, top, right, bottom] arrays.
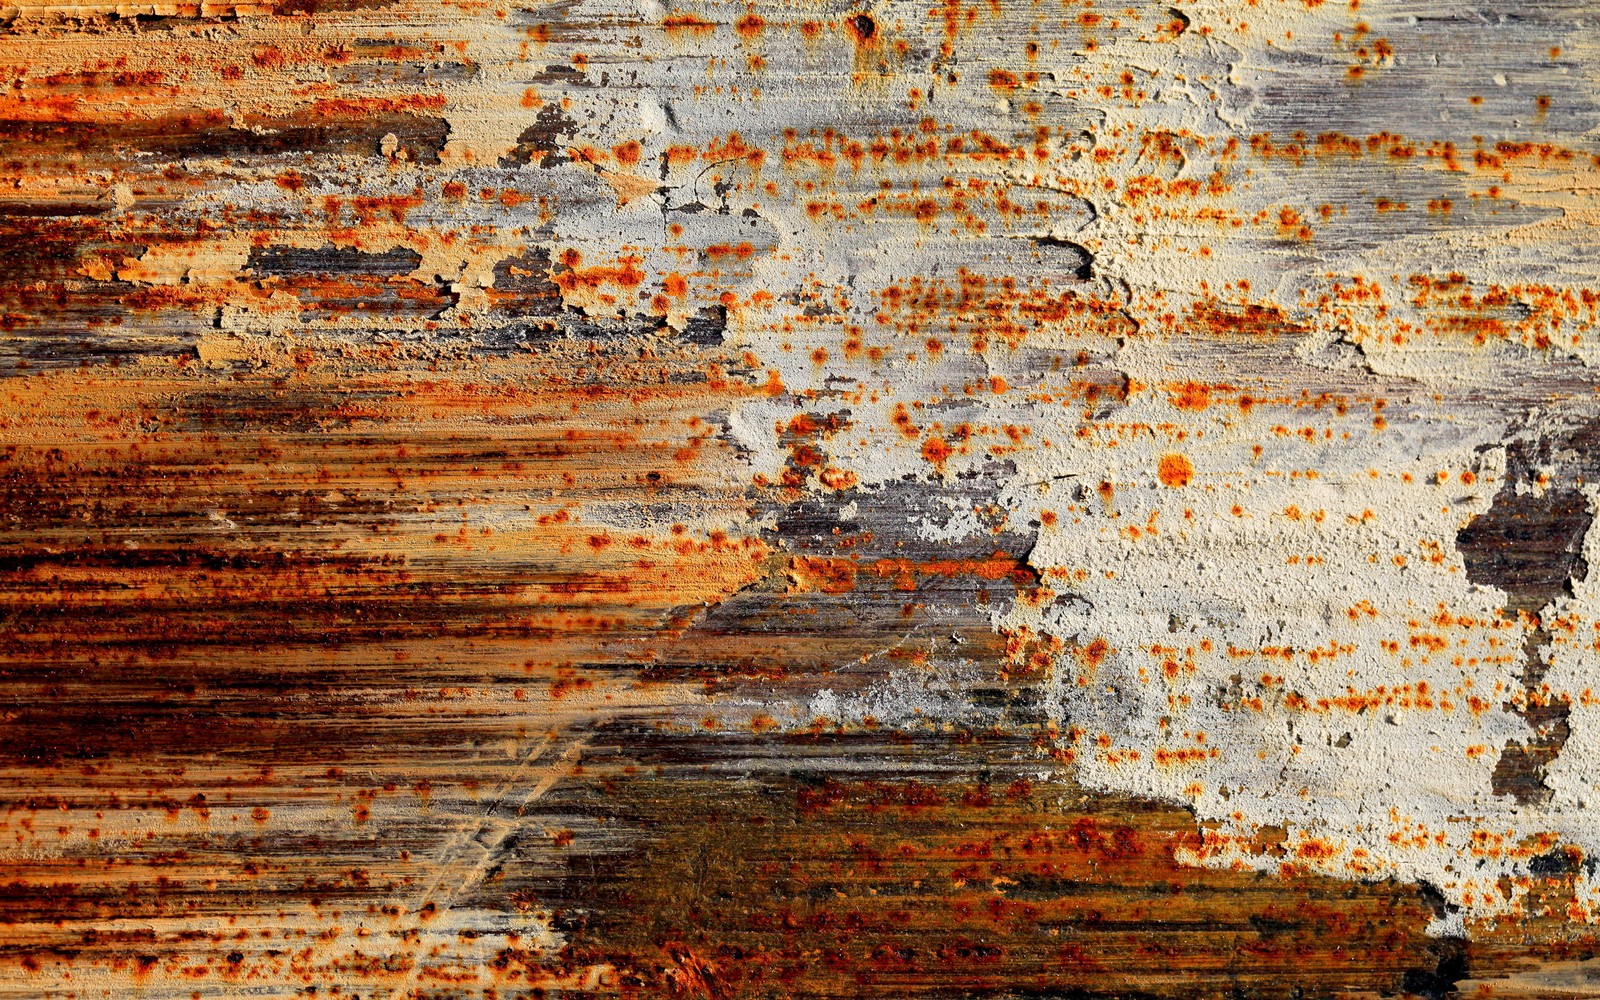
[[393, 730, 590, 989]]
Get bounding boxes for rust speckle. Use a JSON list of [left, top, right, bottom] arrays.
[[1158, 453, 1194, 487]]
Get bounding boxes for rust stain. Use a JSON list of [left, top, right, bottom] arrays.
[[6, 0, 1600, 996]]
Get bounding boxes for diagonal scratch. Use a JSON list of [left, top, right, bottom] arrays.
[[390, 730, 591, 993]]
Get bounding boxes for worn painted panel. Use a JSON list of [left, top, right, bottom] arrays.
[[4, 0, 1600, 996]]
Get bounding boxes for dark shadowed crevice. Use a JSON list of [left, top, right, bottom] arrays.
[[1031, 236, 1095, 280]]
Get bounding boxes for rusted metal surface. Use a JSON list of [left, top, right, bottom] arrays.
[[6, 0, 1600, 996]]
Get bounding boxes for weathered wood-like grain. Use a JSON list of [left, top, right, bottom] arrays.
[[7, 0, 1600, 997]]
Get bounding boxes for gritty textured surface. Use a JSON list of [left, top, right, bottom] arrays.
[[7, 0, 1600, 996]]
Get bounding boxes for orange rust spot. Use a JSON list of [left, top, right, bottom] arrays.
[[735, 13, 765, 39], [1079, 637, 1111, 669], [251, 46, 287, 69], [662, 12, 716, 35], [846, 12, 878, 44], [1158, 453, 1194, 488], [922, 435, 954, 467], [613, 140, 642, 166], [1277, 206, 1311, 241], [789, 556, 859, 594], [665, 144, 700, 169], [1169, 382, 1212, 411], [1296, 838, 1340, 862], [819, 467, 859, 490], [989, 69, 1021, 93], [552, 256, 646, 293]]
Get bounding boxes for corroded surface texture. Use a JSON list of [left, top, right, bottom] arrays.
[[7, 0, 1600, 996]]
